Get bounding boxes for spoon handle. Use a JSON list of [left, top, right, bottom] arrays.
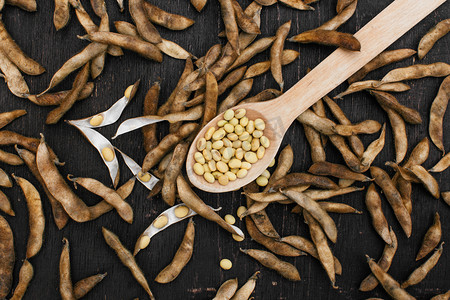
[[274, 0, 446, 127]]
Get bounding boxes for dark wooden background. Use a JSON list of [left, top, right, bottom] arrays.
[[0, 0, 449, 299]]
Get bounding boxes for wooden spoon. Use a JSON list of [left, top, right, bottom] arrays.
[[186, 0, 446, 193]]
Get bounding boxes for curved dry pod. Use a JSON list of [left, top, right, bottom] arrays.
[[115, 0, 123, 11], [0, 190, 14, 216], [129, 0, 161, 44], [67, 124, 119, 187], [54, 0, 70, 30], [360, 124, 386, 170], [279, 0, 313, 11], [365, 183, 392, 245], [407, 165, 440, 199], [318, 0, 357, 31], [227, 36, 276, 71], [0, 148, 23, 165], [230, 271, 260, 300], [28, 82, 94, 107], [430, 152, 450, 172], [113, 116, 164, 139], [416, 212, 441, 261], [334, 81, 410, 99], [73, 273, 107, 299], [430, 290, 450, 300], [308, 162, 372, 181], [379, 62, 450, 85], [418, 19, 450, 59], [0, 168, 12, 187], [370, 90, 422, 124], [142, 2, 194, 30], [115, 148, 159, 191], [10, 259, 33, 300], [0, 109, 26, 130], [0, 214, 14, 299], [429, 75, 450, 153], [13, 175, 45, 258], [333, 120, 382, 136], [67, 80, 140, 129], [213, 278, 238, 300], [289, 30, 361, 51], [157, 39, 194, 60], [0, 50, 30, 98], [384, 106, 408, 164], [134, 203, 220, 255]]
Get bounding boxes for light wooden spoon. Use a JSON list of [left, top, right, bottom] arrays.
[[186, 0, 446, 193]]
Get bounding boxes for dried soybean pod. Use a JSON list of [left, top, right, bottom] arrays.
[[36, 140, 92, 222], [0, 109, 26, 129], [59, 238, 75, 300], [304, 211, 336, 288], [155, 219, 195, 283], [161, 142, 189, 206], [243, 183, 280, 239], [28, 82, 94, 106], [218, 79, 253, 113], [69, 0, 98, 34], [41, 42, 106, 95], [279, 0, 313, 11], [429, 75, 450, 153], [360, 228, 397, 291], [365, 183, 392, 245], [197, 44, 222, 71], [0, 149, 23, 165], [396, 176, 412, 215], [360, 124, 386, 169], [16, 147, 69, 229], [5, 0, 36, 11], [102, 227, 155, 299], [46, 63, 90, 125], [218, 66, 247, 96], [418, 19, 450, 59], [243, 49, 299, 79], [335, 81, 410, 99], [319, 0, 357, 30], [232, 0, 260, 34], [402, 242, 444, 288], [348, 49, 416, 83], [73, 273, 107, 299], [333, 120, 382, 136], [0, 131, 41, 153], [0, 18, 45, 75], [0, 214, 14, 299], [370, 90, 422, 124], [431, 291, 450, 300], [177, 175, 244, 237], [228, 37, 275, 71], [201, 71, 218, 127], [245, 185, 309, 203], [370, 166, 411, 237], [213, 278, 238, 300], [304, 124, 326, 162], [301, 186, 364, 200], [323, 95, 364, 157], [254, 0, 276, 5], [0, 50, 30, 98], [239, 89, 282, 105], [404, 137, 430, 168], [230, 271, 259, 300], [271, 21, 291, 91], [142, 2, 194, 30], [380, 62, 450, 85], [408, 165, 440, 199], [442, 192, 450, 206], [271, 173, 339, 190], [245, 216, 304, 257], [384, 106, 408, 164], [13, 175, 44, 258], [289, 30, 361, 51], [0, 168, 12, 187], [90, 0, 106, 17], [129, 0, 161, 44], [219, 0, 240, 54], [190, 0, 207, 12], [70, 177, 133, 223], [416, 212, 441, 261], [142, 81, 160, 153], [297, 109, 337, 135], [157, 39, 194, 60], [54, 0, 70, 30], [10, 259, 33, 300], [0, 190, 14, 216], [142, 123, 198, 172], [308, 162, 372, 181], [240, 249, 300, 281], [366, 255, 415, 300], [430, 153, 450, 172], [83, 32, 162, 62], [281, 189, 337, 243], [319, 202, 361, 214]]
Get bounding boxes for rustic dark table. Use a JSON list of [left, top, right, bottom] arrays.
[[1, 0, 449, 299]]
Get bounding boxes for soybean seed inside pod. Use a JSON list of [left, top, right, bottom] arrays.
[[193, 108, 269, 185]]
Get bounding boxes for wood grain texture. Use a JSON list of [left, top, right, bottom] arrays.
[[0, 0, 448, 299]]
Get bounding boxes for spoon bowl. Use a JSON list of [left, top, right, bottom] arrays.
[[186, 0, 446, 193]]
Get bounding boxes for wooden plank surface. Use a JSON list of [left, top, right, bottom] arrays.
[[0, 0, 449, 299]]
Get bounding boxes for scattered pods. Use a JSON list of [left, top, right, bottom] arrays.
[[429, 75, 450, 153], [418, 19, 450, 59], [155, 219, 195, 283], [289, 30, 361, 51], [366, 255, 415, 299], [402, 242, 444, 289], [360, 228, 397, 291], [0, 214, 14, 299], [10, 259, 33, 300], [240, 248, 301, 281], [416, 212, 441, 261], [13, 175, 45, 258], [67, 80, 140, 129], [102, 227, 155, 299], [228, 37, 275, 71]]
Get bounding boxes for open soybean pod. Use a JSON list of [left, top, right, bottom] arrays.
[[115, 148, 159, 191], [67, 123, 119, 187], [134, 203, 219, 255], [67, 80, 140, 129]]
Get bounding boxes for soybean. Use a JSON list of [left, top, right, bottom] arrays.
[[73, 273, 107, 299], [0, 109, 26, 130], [142, 81, 160, 152], [0, 167, 12, 187], [162, 142, 189, 206], [213, 278, 238, 299], [219, 0, 240, 53], [59, 238, 75, 300], [228, 37, 275, 71], [308, 162, 371, 181], [430, 152, 450, 172], [429, 75, 450, 153], [408, 165, 440, 199], [10, 259, 33, 300], [0, 50, 30, 98], [0, 190, 14, 216], [243, 49, 299, 79], [370, 90, 422, 124], [365, 184, 392, 245], [335, 81, 410, 99], [142, 2, 194, 30], [230, 271, 259, 300], [380, 62, 450, 85], [28, 83, 94, 106], [271, 21, 291, 91], [360, 124, 386, 170], [271, 173, 339, 190], [240, 248, 300, 281], [418, 19, 450, 59], [319, 0, 357, 30], [384, 106, 408, 163], [279, 0, 313, 11], [0, 214, 14, 299], [289, 30, 361, 51], [416, 212, 441, 261]]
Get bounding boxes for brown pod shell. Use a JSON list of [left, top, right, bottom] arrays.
[[0, 214, 14, 299], [289, 30, 361, 51], [416, 212, 441, 261]]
